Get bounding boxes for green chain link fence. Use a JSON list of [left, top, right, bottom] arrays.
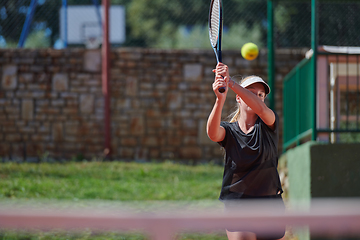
[[282, 0, 360, 150], [1, 0, 359, 49]]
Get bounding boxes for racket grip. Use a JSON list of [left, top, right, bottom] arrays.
[[218, 87, 225, 93]]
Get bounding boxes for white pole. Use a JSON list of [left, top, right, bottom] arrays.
[[330, 63, 336, 143]]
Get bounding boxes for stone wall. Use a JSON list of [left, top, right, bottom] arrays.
[[0, 48, 307, 162]]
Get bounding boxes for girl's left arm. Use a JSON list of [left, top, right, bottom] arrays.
[[216, 64, 275, 128], [230, 82, 275, 127]]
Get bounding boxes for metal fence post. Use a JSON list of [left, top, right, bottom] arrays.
[[311, 0, 318, 141], [18, 0, 38, 48], [62, 0, 68, 48], [267, 0, 275, 110], [102, 0, 111, 157]]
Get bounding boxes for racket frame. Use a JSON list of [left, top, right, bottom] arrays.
[[208, 0, 225, 92]]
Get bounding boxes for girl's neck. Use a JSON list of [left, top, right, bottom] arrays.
[[238, 112, 258, 132], [239, 111, 257, 123]]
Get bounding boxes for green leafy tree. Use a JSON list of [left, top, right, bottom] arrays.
[[127, 0, 267, 48], [0, 1, 27, 43], [155, 22, 263, 50], [0, 0, 60, 47], [25, 30, 51, 48], [0, 0, 107, 48], [2, 0, 359, 49], [127, 0, 208, 48]]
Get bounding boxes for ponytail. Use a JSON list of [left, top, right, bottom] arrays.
[[229, 108, 240, 123]]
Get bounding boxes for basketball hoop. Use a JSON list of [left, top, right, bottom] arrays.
[[85, 36, 101, 49]]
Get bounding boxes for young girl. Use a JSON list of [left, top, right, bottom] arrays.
[[207, 63, 284, 240]]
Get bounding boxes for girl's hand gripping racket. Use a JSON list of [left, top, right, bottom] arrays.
[[208, 0, 225, 93]]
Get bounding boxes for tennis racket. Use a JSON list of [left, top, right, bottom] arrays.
[[208, 0, 225, 93]]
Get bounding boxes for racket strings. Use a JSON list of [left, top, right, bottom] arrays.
[[210, 0, 220, 46]]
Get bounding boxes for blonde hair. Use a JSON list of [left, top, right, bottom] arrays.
[[227, 75, 259, 123]]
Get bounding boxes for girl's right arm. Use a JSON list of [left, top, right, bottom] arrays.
[[206, 64, 229, 143], [207, 98, 226, 142]]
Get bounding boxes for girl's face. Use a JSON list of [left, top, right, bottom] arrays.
[[245, 82, 266, 101], [237, 82, 266, 111]]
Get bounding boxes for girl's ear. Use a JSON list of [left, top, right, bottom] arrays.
[[236, 94, 241, 103]]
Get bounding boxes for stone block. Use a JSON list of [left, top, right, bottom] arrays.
[[143, 110, 157, 118], [30, 65, 45, 72], [115, 125, 128, 137], [166, 119, 181, 129], [176, 110, 191, 118], [147, 119, 163, 128], [76, 73, 91, 79], [19, 127, 35, 134], [3, 126, 16, 133], [126, 76, 138, 96], [161, 148, 176, 159], [198, 120, 214, 145], [183, 119, 196, 129], [120, 137, 138, 147], [31, 91, 46, 99], [47, 49, 63, 57], [140, 83, 153, 90], [135, 147, 149, 160], [119, 147, 135, 159], [36, 99, 50, 107], [184, 64, 202, 82], [60, 92, 77, 99], [130, 116, 144, 135], [178, 82, 187, 90], [19, 73, 33, 83], [180, 147, 202, 159], [183, 136, 197, 145], [85, 79, 101, 86], [52, 73, 68, 91], [5, 134, 22, 142], [63, 107, 78, 114], [149, 149, 160, 159], [36, 107, 60, 115], [38, 122, 50, 133], [80, 94, 94, 113], [141, 136, 159, 147], [66, 99, 78, 107], [71, 86, 88, 92], [31, 134, 51, 142], [84, 50, 101, 72], [167, 92, 182, 109], [51, 99, 65, 107], [5, 105, 19, 114], [26, 143, 44, 157], [52, 122, 64, 142], [65, 122, 79, 135], [2, 65, 17, 90], [64, 135, 78, 142], [0, 143, 10, 156], [22, 99, 34, 120], [167, 136, 181, 146], [116, 99, 130, 109]]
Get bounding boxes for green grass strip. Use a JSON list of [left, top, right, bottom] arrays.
[[0, 161, 223, 201]]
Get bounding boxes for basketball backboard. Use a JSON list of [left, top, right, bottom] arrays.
[[60, 5, 125, 45]]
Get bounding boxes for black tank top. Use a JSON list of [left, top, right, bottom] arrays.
[[218, 111, 282, 200]]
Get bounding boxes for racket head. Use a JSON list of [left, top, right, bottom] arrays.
[[208, 0, 222, 50], [209, 0, 225, 93]]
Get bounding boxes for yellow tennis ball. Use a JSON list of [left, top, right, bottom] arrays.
[[241, 42, 259, 61]]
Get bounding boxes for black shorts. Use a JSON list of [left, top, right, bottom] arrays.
[[223, 194, 286, 240]]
